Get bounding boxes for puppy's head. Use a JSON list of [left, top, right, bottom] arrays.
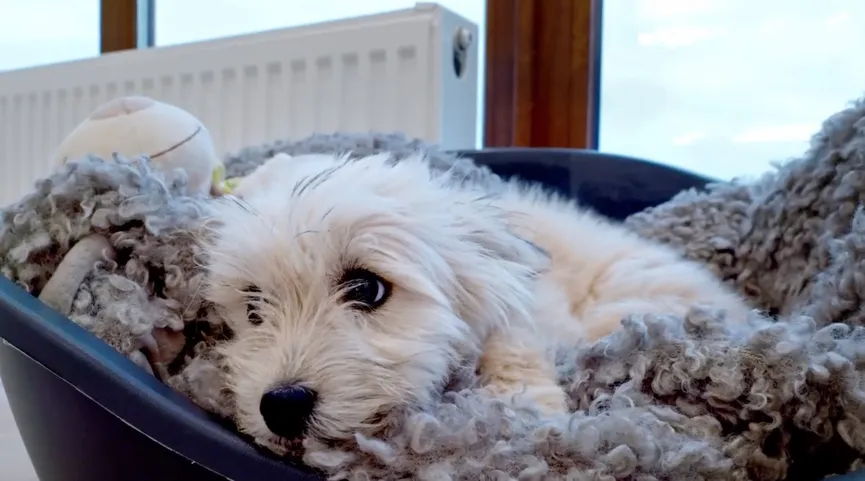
[[202, 153, 547, 451]]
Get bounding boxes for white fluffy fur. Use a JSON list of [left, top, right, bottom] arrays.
[[202, 152, 751, 452]]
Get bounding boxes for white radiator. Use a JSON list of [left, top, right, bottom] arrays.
[[0, 3, 478, 206]]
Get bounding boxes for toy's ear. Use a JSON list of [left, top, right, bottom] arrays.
[[38, 234, 115, 316]]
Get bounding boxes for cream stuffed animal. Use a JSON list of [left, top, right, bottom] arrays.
[[54, 96, 226, 196]]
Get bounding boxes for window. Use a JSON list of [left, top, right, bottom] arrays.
[[599, 0, 865, 180], [0, 0, 99, 71]]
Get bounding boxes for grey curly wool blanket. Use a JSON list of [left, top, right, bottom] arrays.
[[4, 98, 865, 481]]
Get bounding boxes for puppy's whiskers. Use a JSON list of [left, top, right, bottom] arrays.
[[227, 194, 256, 214]]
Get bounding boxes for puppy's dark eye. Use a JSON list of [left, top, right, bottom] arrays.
[[244, 284, 264, 325], [339, 268, 391, 310]]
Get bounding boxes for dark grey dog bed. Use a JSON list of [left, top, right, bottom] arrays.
[[4, 96, 865, 480]]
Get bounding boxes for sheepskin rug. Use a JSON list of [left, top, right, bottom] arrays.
[[5, 102, 865, 480]]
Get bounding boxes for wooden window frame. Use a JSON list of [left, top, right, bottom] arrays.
[[99, 0, 602, 149], [100, 0, 154, 54], [484, 0, 603, 149]]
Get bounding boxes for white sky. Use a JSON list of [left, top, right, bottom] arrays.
[[1, 0, 865, 181]]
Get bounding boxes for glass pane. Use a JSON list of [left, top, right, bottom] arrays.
[[599, 0, 865, 180], [156, 0, 486, 147], [0, 0, 99, 71]]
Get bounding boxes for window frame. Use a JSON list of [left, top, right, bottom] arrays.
[[100, 0, 602, 149], [483, 0, 602, 148], [100, 0, 154, 53]]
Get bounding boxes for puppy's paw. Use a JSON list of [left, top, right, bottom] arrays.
[[478, 329, 568, 414], [529, 385, 569, 414], [481, 379, 569, 414]]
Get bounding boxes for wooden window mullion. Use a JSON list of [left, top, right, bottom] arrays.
[[484, 0, 602, 149], [100, 0, 154, 54]]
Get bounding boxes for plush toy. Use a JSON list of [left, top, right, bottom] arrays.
[[53, 95, 225, 196]]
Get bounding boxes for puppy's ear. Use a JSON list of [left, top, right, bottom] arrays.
[[462, 227, 551, 276], [516, 237, 551, 271], [445, 189, 551, 274], [231, 153, 296, 200], [448, 210, 553, 336]]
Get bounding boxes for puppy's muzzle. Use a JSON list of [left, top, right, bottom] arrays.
[[259, 385, 318, 438]]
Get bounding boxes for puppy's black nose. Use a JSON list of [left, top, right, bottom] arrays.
[[259, 385, 318, 438]]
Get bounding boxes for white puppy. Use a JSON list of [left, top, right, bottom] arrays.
[[202, 152, 750, 452]]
